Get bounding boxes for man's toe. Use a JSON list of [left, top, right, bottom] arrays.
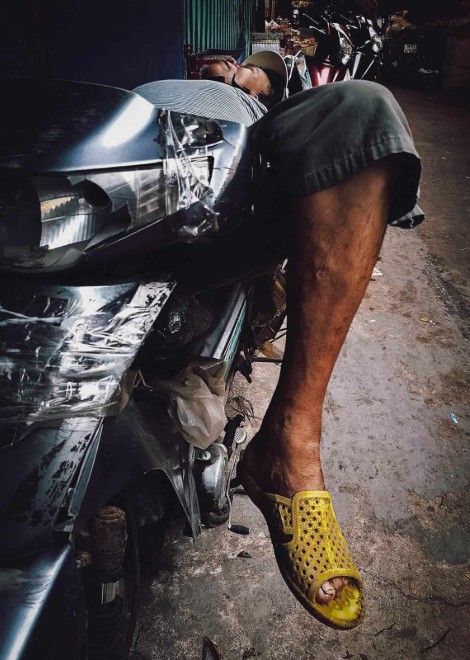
[[316, 577, 349, 603], [316, 580, 335, 603]]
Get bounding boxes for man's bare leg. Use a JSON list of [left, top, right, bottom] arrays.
[[244, 157, 393, 603]]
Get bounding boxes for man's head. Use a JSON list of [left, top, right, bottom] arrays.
[[200, 51, 287, 109]]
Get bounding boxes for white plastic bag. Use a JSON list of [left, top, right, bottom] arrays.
[[151, 360, 227, 449]]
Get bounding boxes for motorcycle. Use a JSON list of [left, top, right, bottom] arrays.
[[302, 10, 354, 85], [342, 12, 384, 81], [0, 78, 287, 659], [382, 10, 422, 83], [290, 5, 382, 92]]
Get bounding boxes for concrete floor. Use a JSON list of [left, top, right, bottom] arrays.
[[134, 85, 470, 660]]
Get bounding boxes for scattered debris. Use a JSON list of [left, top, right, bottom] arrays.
[[237, 551, 252, 558], [343, 650, 353, 659], [419, 315, 434, 324], [226, 394, 256, 423], [450, 413, 459, 424], [229, 524, 250, 535], [202, 636, 226, 660], [242, 648, 262, 659], [371, 267, 383, 279]]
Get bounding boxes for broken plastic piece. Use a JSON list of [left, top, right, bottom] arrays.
[[229, 524, 250, 535], [419, 315, 432, 323]]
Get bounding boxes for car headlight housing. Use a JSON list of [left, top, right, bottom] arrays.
[[0, 111, 223, 272]]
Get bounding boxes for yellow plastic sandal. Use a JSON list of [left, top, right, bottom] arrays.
[[240, 464, 365, 630]]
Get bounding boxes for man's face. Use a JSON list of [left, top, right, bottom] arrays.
[[201, 58, 270, 97]]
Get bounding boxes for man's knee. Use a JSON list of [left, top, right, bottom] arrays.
[[254, 79, 409, 155], [323, 80, 408, 133]]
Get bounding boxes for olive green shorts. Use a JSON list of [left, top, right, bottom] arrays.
[[251, 79, 423, 231]]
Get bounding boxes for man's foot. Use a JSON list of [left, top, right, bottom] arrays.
[[242, 430, 351, 605]]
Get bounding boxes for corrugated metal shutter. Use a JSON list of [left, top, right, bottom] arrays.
[[185, 0, 254, 56]]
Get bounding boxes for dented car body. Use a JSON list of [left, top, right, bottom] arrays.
[[0, 78, 271, 658]]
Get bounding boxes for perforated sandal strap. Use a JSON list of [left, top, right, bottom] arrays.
[[270, 491, 361, 595], [264, 493, 294, 537]]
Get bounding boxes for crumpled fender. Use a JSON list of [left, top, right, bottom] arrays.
[[0, 401, 200, 659], [74, 398, 201, 538], [0, 417, 102, 559], [0, 400, 200, 561]]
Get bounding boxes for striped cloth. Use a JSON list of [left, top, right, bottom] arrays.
[[133, 79, 424, 230], [133, 79, 266, 126]]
